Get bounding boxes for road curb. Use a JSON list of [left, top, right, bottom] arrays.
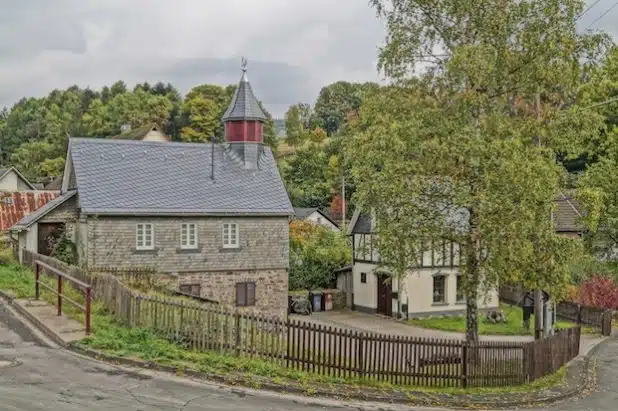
[[67, 339, 605, 410]]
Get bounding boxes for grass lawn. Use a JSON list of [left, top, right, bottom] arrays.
[[408, 303, 597, 335], [0, 263, 568, 394]]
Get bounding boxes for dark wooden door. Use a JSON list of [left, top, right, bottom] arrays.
[[376, 274, 392, 317], [38, 223, 63, 256]]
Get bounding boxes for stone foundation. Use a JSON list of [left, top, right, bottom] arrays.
[[177, 269, 288, 319]]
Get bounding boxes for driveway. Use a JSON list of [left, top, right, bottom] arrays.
[[292, 310, 603, 355]]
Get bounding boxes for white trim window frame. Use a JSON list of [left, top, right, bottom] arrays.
[[136, 223, 154, 250], [180, 223, 198, 249], [222, 223, 239, 249]]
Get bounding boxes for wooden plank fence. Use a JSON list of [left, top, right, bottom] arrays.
[[22, 251, 581, 388]]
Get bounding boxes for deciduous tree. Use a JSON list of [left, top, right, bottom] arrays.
[[348, 0, 607, 341]]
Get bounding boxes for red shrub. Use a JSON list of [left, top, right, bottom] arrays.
[[573, 276, 618, 309]]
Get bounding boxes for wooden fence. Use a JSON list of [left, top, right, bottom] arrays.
[[22, 251, 581, 388], [500, 286, 613, 336]]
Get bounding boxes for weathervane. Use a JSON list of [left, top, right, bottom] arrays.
[[241, 57, 248, 73]]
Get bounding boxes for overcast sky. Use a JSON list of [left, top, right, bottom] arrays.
[[0, 0, 616, 118]]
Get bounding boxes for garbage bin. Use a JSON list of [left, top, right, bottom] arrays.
[[312, 292, 323, 312], [324, 291, 333, 311]]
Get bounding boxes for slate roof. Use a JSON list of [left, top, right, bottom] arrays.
[[68, 138, 293, 216], [0, 191, 59, 231], [554, 193, 585, 233], [12, 191, 76, 229], [349, 195, 587, 235], [294, 207, 318, 219], [293, 207, 340, 227], [222, 72, 267, 122]]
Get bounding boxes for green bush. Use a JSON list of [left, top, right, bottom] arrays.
[[289, 220, 350, 290], [0, 247, 17, 266], [568, 253, 618, 285], [51, 233, 78, 266]]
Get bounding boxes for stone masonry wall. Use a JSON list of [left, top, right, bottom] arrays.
[[39, 196, 78, 223], [86, 216, 289, 272], [177, 269, 289, 319]]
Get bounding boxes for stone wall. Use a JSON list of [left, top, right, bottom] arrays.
[[39, 196, 78, 223], [177, 269, 288, 319], [86, 215, 289, 272]]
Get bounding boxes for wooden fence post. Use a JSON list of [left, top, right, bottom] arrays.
[[357, 332, 364, 378], [462, 342, 468, 388], [235, 314, 241, 357]]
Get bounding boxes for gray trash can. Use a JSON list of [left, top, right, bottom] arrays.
[[312, 292, 323, 312]]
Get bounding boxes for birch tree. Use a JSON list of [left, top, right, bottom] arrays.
[[347, 0, 609, 341]]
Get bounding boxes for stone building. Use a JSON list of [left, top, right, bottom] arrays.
[[11, 64, 294, 319]]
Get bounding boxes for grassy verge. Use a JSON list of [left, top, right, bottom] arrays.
[[408, 304, 598, 335], [0, 264, 569, 395], [80, 313, 567, 395]]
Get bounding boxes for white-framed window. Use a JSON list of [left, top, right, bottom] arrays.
[[136, 223, 154, 250], [180, 223, 198, 249], [222, 223, 239, 248]]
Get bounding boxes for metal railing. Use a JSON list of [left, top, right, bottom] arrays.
[[34, 260, 92, 334]]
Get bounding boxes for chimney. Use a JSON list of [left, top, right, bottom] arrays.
[[221, 57, 267, 169]]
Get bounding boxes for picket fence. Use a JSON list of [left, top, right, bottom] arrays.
[[23, 251, 581, 388]]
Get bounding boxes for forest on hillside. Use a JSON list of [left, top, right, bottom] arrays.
[[0, 79, 379, 219]]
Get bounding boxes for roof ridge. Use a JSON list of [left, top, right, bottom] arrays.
[[558, 190, 583, 218], [71, 137, 269, 151]]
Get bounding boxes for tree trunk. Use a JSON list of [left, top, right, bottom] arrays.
[[465, 277, 479, 343], [465, 219, 480, 343]]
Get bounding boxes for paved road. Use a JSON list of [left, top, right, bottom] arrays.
[[2, 299, 618, 411], [0, 302, 341, 411]]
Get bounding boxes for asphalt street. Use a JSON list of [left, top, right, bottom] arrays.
[[0, 302, 338, 411], [1, 298, 617, 411]]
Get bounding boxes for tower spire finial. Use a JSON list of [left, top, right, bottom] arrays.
[[241, 57, 248, 73]]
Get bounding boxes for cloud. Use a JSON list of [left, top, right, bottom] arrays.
[[0, 0, 615, 118], [0, 0, 386, 117]]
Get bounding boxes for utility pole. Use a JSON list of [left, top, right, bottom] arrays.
[[341, 174, 346, 227], [534, 92, 544, 340]]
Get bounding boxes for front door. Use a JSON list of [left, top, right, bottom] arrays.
[[376, 274, 392, 316], [38, 223, 64, 256]]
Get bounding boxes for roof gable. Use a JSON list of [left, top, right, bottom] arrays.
[[112, 123, 170, 141], [0, 167, 37, 190], [294, 207, 340, 228], [68, 137, 293, 216], [11, 190, 76, 229]]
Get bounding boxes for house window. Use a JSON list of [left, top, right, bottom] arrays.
[[456, 275, 465, 303], [433, 275, 446, 304], [236, 282, 256, 307], [180, 223, 198, 249], [360, 272, 367, 284], [223, 223, 239, 248], [3, 197, 13, 205], [136, 223, 154, 250], [179, 283, 201, 297]]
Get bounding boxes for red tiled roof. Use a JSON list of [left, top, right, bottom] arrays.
[[0, 191, 60, 231]]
